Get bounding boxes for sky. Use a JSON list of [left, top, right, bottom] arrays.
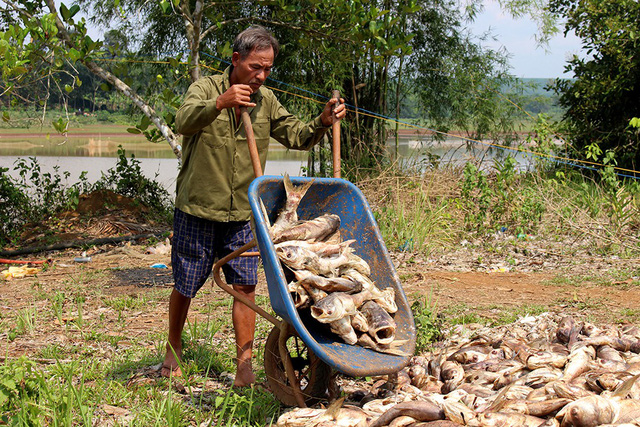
[[468, 1, 583, 79]]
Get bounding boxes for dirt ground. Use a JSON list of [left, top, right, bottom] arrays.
[[2, 228, 639, 363]]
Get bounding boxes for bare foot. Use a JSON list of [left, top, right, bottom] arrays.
[[161, 342, 183, 378], [234, 360, 255, 387]]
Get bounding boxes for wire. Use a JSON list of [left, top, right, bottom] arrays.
[[96, 54, 640, 180]]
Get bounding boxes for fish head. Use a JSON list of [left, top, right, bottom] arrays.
[[311, 294, 345, 323]]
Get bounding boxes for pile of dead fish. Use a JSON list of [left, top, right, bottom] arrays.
[[264, 175, 401, 354], [277, 312, 640, 426]]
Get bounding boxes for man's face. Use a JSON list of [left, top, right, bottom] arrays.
[[230, 47, 274, 93]]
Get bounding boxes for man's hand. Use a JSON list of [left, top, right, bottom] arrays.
[[321, 97, 346, 127], [216, 84, 257, 110]]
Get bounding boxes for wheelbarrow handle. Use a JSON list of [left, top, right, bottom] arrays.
[[331, 90, 343, 179], [240, 106, 263, 178]]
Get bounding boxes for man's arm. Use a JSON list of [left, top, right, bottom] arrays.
[[175, 78, 224, 136], [268, 96, 346, 150]]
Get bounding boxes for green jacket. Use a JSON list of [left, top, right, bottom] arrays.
[[175, 67, 330, 222]]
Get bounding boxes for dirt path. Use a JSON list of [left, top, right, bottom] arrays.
[[2, 238, 639, 363]]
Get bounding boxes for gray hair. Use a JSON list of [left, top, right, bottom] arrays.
[[233, 25, 280, 59]]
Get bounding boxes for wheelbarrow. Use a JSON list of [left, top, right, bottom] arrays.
[[212, 94, 416, 407]]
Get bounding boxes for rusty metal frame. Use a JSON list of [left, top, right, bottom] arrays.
[[211, 238, 307, 407]]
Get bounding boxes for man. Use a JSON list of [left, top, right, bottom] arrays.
[[162, 25, 346, 386]]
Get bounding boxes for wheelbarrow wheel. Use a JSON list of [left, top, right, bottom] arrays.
[[264, 325, 332, 406]]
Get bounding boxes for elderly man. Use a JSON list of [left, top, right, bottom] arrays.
[[162, 25, 346, 386]]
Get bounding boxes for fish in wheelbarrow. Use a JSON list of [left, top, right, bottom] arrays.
[[276, 244, 371, 277], [269, 173, 313, 238], [310, 290, 372, 324], [274, 214, 341, 244]]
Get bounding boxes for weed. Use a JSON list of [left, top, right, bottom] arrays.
[[50, 291, 65, 324], [492, 304, 549, 325], [411, 292, 442, 353], [14, 306, 37, 336]]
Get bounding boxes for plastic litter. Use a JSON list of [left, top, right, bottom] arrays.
[[150, 263, 168, 269], [2, 265, 40, 280], [74, 257, 92, 263]]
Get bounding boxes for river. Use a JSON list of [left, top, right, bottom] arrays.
[[0, 128, 540, 194]]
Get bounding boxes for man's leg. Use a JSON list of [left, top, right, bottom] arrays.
[[162, 288, 192, 377], [232, 284, 256, 387]]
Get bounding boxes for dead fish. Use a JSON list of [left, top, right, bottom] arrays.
[[276, 244, 350, 276], [361, 300, 397, 345], [475, 411, 545, 427], [551, 381, 594, 400], [499, 398, 571, 417], [275, 239, 355, 257], [311, 290, 371, 323], [441, 360, 465, 393], [584, 370, 630, 393], [514, 367, 563, 388], [450, 345, 493, 364], [329, 316, 358, 345], [340, 253, 371, 276], [293, 269, 362, 293], [555, 395, 617, 426], [503, 339, 534, 364], [287, 281, 310, 308], [596, 345, 625, 363], [341, 269, 397, 313], [526, 351, 568, 370], [441, 399, 477, 425], [583, 335, 640, 353], [562, 344, 596, 382], [351, 311, 369, 332], [556, 316, 575, 344], [369, 401, 445, 427], [296, 279, 328, 303], [271, 174, 313, 236], [274, 214, 341, 244]]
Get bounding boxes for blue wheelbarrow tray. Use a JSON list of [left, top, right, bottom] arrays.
[[249, 175, 416, 377]]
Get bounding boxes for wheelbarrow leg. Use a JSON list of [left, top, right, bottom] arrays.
[[279, 322, 307, 408], [212, 238, 279, 327]]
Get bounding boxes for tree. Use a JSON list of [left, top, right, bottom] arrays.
[[548, 0, 640, 172], [0, 0, 182, 158], [2, 0, 518, 170]]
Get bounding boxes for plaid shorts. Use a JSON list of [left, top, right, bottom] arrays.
[[171, 208, 259, 298]]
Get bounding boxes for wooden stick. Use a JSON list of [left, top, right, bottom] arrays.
[[240, 107, 263, 178], [331, 90, 342, 178]]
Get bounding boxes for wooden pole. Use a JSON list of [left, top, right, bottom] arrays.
[[331, 90, 342, 178], [240, 106, 263, 178]]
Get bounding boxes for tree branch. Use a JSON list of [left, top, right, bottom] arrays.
[[43, 0, 182, 160]]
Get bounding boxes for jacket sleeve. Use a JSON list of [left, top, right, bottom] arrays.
[[267, 94, 330, 150], [175, 78, 223, 136]]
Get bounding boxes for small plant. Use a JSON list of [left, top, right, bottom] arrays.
[[410, 293, 442, 354], [14, 306, 37, 336]]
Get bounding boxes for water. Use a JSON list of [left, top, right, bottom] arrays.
[[0, 132, 309, 194], [0, 130, 540, 194]]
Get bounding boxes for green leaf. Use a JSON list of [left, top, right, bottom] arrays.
[[69, 4, 80, 18], [68, 47, 81, 62], [64, 84, 73, 93], [2, 111, 10, 122], [160, 0, 170, 13], [99, 83, 110, 91], [59, 3, 70, 20], [630, 117, 640, 129], [126, 127, 142, 134], [75, 76, 82, 87], [138, 115, 152, 131]]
